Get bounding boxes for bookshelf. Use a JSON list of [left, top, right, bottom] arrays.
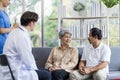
[[49, 0, 120, 46], [49, 16, 119, 46]]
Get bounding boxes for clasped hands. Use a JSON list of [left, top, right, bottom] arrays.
[[48, 66, 61, 71], [79, 66, 91, 75]]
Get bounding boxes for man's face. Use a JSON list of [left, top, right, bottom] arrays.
[[60, 33, 71, 45], [88, 32, 96, 44]]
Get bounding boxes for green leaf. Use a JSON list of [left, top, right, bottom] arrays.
[[101, 0, 120, 8], [73, 2, 85, 12]]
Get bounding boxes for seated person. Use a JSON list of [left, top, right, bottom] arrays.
[[2, 11, 51, 80], [45, 29, 79, 80], [69, 27, 111, 80]]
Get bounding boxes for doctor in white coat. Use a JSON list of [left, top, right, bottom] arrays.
[[2, 11, 51, 80]]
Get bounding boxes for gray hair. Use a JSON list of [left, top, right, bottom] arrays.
[[59, 30, 72, 38]]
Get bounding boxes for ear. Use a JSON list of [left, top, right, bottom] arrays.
[[28, 21, 33, 26], [95, 35, 98, 39]]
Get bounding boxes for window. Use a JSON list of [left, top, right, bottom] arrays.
[[8, 0, 120, 47]]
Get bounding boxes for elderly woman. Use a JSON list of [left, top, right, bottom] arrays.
[[45, 29, 79, 80]]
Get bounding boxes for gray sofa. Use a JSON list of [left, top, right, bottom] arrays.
[[32, 47, 120, 80]]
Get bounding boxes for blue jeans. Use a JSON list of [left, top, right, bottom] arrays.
[[36, 69, 51, 80], [51, 69, 69, 80]]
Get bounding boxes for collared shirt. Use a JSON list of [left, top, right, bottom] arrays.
[[81, 43, 111, 72], [0, 10, 11, 54], [2, 26, 38, 80], [45, 46, 79, 72]]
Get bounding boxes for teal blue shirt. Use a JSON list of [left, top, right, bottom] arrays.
[[0, 10, 11, 54]]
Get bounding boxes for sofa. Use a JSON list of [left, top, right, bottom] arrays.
[[32, 46, 120, 80]]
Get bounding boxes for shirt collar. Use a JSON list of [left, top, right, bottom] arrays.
[[19, 26, 29, 33], [90, 42, 102, 50], [58, 45, 72, 49], [18, 26, 30, 37]]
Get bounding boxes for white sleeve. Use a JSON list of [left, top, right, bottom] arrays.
[[101, 46, 111, 63]]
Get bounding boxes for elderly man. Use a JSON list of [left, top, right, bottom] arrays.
[[69, 27, 111, 80], [45, 29, 79, 80]]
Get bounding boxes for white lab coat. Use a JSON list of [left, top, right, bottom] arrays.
[[2, 26, 38, 80]]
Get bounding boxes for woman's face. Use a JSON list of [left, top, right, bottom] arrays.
[[60, 33, 71, 45], [1, 0, 10, 7]]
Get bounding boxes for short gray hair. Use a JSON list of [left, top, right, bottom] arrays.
[[59, 30, 72, 38]]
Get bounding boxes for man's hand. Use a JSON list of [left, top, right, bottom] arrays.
[[79, 66, 85, 75], [84, 68, 91, 74], [79, 66, 92, 75]]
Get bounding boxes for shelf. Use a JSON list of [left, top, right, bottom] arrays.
[[72, 38, 88, 40], [49, 15, 116, 46], [72, 37, 107, 40], [49, 16, 119, 20]]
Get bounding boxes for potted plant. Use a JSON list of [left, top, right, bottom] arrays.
[[73, 1, 85, 16], [101, 0, 120, 8]]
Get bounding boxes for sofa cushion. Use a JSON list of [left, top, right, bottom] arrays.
[[32, 47, 120, 79], [109, 46, 120, 71], [32, 47, 83, 69], [74, 48, 83, 69], [32, 47, 52, 68], [32, 47, 120, 70], [108, 71, 120, 79]]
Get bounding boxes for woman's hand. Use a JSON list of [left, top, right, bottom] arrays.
[[13, 23, 19, 28], [48, 66, 61, 71]]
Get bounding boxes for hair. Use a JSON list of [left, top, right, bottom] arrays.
[[20, 11, 38, 26], [90, 27, 102, 40], [59, 29, 72, 38]]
